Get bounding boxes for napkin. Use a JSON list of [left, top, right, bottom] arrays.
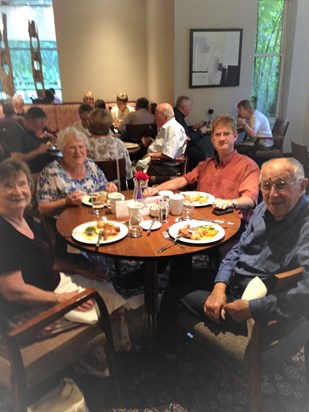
[[241, 276, 267, 340], [115, 200, 130, 219]]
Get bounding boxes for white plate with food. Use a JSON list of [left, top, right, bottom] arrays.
[[72, 220, 128, 245], [140, 219, 161, 231], [124, 142, 140, 149], [180, 191, 215, 207], [82, 195, 93, 206], [168, 220, 225, 245]]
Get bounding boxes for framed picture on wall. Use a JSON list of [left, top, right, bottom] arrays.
[[189, 28, 243, 88]]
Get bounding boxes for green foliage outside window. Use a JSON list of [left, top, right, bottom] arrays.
[[1, 40, 61, 101], [251, 0, 284, 118]]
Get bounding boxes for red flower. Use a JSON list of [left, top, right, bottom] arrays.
[[134, 171, 150, 181]]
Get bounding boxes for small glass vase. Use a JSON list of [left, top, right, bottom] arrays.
[[133, 178, 148, 201]]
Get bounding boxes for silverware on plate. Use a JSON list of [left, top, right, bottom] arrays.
[[158, 242, 177, 253], [95, 230, 103, 249], [194, 218, 235, 225], [146, 218, 157, 236], [161, 230, 186, 250]]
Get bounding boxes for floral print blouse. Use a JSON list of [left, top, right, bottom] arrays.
[[87, 133, 133, 180], [36, 158, 108, 203]]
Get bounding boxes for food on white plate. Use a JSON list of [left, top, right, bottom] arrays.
[[178, 224, 219, 241], [183, 193, 209, 204], [83, 221, 120, 240]]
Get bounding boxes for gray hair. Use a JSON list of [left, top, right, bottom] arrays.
[[175, 96, 191, 110], [261, 157, 305, 181], [57, 127, 89, 151], [0, 158, 34, 193]]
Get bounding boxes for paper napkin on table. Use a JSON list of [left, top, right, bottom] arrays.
[[241, 276, 267, 340]]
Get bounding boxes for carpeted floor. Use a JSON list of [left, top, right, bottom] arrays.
[[68, 345, 309, 412], [1, 257, 309, 411], [73, 257, 309, 411]]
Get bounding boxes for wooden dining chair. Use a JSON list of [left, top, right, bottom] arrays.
[[95, 158, 127, 190], [291, 141, 309, 179], [0, 288, 120, 412], [125, 123, 157, 143], [148, 154, 189, 185], [177, 267, 309, 412]]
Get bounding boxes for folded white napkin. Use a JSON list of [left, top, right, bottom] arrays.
[[241, 276, 267, 340]]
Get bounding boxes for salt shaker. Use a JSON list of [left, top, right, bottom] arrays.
[[159, 198, 169, 223]]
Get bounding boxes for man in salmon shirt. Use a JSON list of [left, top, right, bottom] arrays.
[[145, 114, 259, 222], [144, 114, 260, 278]]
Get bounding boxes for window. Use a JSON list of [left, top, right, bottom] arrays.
[[251, 0, 285, 119], [0, 4, 61, 103]]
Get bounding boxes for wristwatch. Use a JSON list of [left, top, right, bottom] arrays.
[[232, 200, 237, 209]]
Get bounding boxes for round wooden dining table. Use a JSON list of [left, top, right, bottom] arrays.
[[56, 191, 241, 328]]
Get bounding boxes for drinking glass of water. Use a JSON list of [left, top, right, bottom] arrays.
[[91, 191, 106, 220]]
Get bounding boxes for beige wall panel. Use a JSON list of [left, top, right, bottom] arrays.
[[53, 0, 148, 103], [146, 0, 174, 104]]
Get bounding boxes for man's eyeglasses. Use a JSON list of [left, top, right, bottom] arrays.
[[260, 180, 298, 192]]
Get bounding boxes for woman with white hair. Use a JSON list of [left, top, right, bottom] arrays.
[[36, 127, 117, 216]]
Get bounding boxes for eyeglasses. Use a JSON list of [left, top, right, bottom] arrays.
[[260, 180, 298, 192]]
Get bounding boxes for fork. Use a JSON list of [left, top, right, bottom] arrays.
[[162, 230, 185, 249]]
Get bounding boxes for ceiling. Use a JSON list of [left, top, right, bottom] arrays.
[[1, 0, 51, 6]]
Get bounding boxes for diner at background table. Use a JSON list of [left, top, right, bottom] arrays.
[[141, 103, 187, 177], [0, 158, 131, 377], [236, 99, 273, 154], [118, 97, 155, 136], [56, 189, 241, 324], [36, 126, 117, 258], [82, 90, 95, 108], [0, 99, 23, 131], [111, 92, 135, 129], [173, 95, 207, 170], [72, 103, 93, 137], [87, 108, 133, 181], [5, 107, 55, 174]]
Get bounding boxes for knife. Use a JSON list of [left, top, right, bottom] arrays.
[[194, 218, 235, 225], [146, 218, 157, 236]]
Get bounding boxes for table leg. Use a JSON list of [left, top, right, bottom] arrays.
[[143, 259, 158, 332]]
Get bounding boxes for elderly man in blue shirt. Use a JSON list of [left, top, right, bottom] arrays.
[[157, 157, 309, 352], [182, 157, 309, 325]]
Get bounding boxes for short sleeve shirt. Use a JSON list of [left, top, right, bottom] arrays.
[[148, 117, 187, 159], [36, 158, 108, 203]]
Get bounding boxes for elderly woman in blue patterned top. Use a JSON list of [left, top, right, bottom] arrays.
[[36, 127, 117, 217]]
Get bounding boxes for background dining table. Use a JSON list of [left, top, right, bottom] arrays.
[[56, 190, 241, 329]]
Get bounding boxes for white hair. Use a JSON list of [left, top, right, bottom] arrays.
[[57, 127, 89, 151]]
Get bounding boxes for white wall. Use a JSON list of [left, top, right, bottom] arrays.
[[284, 0, 309, 150], [174, 0, 258, 126]]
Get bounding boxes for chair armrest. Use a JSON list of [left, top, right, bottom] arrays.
[[273, 267, 304, 293], [7, 288, 103, 342], [151, 156, 186, 163]]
